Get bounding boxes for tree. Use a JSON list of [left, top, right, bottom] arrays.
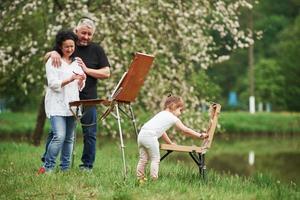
[[254, 59, 285, 110], [275, 16, 300, 111], [0, 0, 255, 142], [0, 0, 93, 110], [207, 0, 300, 111]]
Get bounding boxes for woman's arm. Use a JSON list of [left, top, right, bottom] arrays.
[[61, 75, 77, 88], [46, 60, 82, 91], [45, 60, 62, 92]]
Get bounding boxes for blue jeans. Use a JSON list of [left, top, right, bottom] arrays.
[[44, 116, 75, 171], [41, 131, 53, 162], [80, 106, 97, 169]]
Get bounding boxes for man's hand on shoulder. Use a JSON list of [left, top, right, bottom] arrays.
[[75, 57, 88, 72], [50, 51, 62, 67], [76, 57, 110, 79]]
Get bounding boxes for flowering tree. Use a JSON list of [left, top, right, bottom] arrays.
[[0, 0, 255, 140], [0, 0, 94, 110], [96, 1, 255, 109]]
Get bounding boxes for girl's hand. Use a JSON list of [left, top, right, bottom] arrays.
[[199, 132, 209, 139]]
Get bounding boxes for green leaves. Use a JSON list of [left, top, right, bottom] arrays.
[[1, 0, 254, 114]]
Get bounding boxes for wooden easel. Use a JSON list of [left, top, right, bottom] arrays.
[[160, 103, 221, 179], [69, 52, 155, 178]]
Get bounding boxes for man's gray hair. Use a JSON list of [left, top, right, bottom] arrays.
[[76, 18, 96, 33]]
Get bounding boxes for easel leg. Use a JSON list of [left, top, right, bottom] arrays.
[[115, 104, 127, 179], [189, 152, 206, 180], [160, 150, 173, 161], [199, 153, 206, 180], [71, 106, 79, 168], [71, 131, 76, 168], [129, 104, 138, 138]]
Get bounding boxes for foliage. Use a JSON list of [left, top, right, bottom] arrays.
[[254, 59, 285, 109], [0, 0, 94, 111], [255, 15, 289, 58], [275, 15, 300, 111], [188, 70, 221, 104], [0, 1, 254, 125], [207, 0, 300, 111], [207, 49, 249, 109]]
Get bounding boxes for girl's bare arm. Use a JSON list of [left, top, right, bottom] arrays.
[[175, 120, 208, 139], [161, 132, 174, 144]]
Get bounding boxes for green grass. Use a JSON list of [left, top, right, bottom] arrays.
[[219, 112, 300, 135], [0, 112, 79, 138], [211, 137, 300, 155], [0, 139, 299, 200], [1, 111, 300, 139], [0, 112, 39, 138]]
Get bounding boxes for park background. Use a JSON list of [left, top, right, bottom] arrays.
[[0, 0, 299, 199]]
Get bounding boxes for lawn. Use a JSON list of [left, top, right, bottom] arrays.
[[1, 111, 299, 139], [0, 139, 299, 200], [0, 111, 299, 199]]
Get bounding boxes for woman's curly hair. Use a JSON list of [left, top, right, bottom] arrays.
[[53, 29, 78, 58]]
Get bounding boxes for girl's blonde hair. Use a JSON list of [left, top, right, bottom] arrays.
[[164, 95, 184, 111]]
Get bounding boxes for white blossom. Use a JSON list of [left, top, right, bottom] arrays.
[[0, 0, 256, 137]]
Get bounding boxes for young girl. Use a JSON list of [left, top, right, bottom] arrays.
[[38, 30, 86, 174], [136, 95, 208, 181]]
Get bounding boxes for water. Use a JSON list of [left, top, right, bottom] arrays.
[[165, 151, 300, 184], [207, 152, 300, 184]]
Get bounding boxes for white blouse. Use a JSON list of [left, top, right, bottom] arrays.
[[44, 58, 85, 118]]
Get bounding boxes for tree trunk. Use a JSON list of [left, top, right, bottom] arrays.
[[32, 96, 46, 146], [248, 11, 255, 97]]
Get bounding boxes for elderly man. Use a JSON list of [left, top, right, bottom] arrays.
[[43, 18, 110, 171]]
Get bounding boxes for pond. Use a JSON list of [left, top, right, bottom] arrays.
[[207, 152, 300, 184], [162, 137, 300, 185]]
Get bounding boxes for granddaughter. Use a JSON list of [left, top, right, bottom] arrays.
[[136, 95, 208, 181]]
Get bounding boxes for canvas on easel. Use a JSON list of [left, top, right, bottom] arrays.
[[114, 52, 155, 102], [69, 52, 154, 107]]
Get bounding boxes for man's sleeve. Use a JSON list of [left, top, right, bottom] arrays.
[[97, 45, 110, 68]]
